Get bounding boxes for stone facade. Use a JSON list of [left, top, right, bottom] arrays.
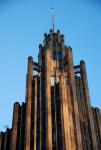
[[0, 29, 101, 150]]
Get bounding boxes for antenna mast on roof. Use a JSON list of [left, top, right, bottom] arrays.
[[51, 8, 54, 32]]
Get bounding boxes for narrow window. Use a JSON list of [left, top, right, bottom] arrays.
[[58, 52, 62, 61], [51, 77, 55, 86], [53, 51, 57, 60]]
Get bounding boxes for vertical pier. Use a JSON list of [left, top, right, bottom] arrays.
[[80, 60, 98, 150], [25, 56, 33, 150], [45, 49, 53, 150], [60, 75, 72, 150], [10, 102, 20, 150], [20, 102, 26, 150], [67, 47, 82, 150], [4, 128, 11, 150], [66, 79, 76, 150], [34, 78, 37, 150]]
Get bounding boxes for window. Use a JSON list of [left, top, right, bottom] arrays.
[[53, 51, 57, 60], [53, 51, 62, 61], [58, 52, 62, 61], [51, 77, 55, 86]]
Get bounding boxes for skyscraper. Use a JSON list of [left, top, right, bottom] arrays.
[[0, 29, 101, 150]]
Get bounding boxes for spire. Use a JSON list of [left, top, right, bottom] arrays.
[[51, 8, 54, 32]]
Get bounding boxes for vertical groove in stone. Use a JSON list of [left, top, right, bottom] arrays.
[[40, 75, 42, 150], [80, 60, 98, 150], [10, 102, 20, 150], [45, 49, 53, 150], [34, 78, 37, 150], [54, 83, 58, 149], [66, 80, 76, 150], [67, 47, 83, 150], [25, 56, 33, 150], [60, 75, 72, 150], [59, 80, 65, 150]]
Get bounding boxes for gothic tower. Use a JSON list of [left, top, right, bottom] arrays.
[[0, 29, 101, 150]]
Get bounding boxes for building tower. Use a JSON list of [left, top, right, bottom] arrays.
[[0, 29, 101, 150]]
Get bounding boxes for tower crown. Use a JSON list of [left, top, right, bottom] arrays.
[[43, 29, 64, 46], [38, 29, 69, 75]]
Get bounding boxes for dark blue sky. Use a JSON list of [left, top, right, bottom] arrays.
[[0, 0, 101, 131]]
